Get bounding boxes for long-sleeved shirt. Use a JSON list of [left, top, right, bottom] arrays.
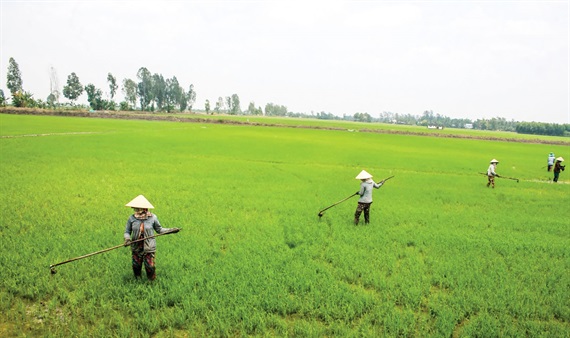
[[548, 156, 556, 165], [487, 164, 497, 176], [357, 179, 383, 203], [124, 214, 171, 253]]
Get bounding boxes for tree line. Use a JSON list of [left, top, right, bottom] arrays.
[[2, 57, 568, 136]]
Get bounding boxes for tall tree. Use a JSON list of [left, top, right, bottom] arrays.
[[62, 72, 83, 103], [215, 97, 224, 114], [165, 76, 181, 112], [205, 99, 211, 114], [247, 101, 256, 115], [122, 78, 138, 109], [246, 102, 263, 115], [136, 67, 153, 111], [230, 94, 241, 115], [152, 73, 166, 111], [225, 96, 231, 114], [6, 57, 23, 95], [187, 84, 196, 112], [107, 73, 118, 100]]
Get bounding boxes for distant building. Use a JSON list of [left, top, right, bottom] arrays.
[[465, 123, 473, 129]]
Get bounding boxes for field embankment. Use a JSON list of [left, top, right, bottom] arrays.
[[2, 107, 568, 145]]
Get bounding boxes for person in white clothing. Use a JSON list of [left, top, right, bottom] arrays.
[[547, 152, 556, 172], [354, 170, 383, 225], [486, 159, 500, 188]]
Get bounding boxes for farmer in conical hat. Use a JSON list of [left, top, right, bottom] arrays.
[[547, 152, 556, 172], [354, 170, 384, 225], [124, 195, 179, 280], [553, 157, 565, 182], [487, 159, 500, 188]]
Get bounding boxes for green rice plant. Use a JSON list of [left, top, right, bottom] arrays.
[[1, 113, 568, 337]]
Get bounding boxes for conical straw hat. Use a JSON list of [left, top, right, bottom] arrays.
[[556, 157, 564, 162], [125, 195, 154, 209], [490, 159, 499, 163], [355, 170, 373, 180]]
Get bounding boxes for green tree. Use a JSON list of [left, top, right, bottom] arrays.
[[152, 73, 166, 111], [84, 83, 104, 110], [247, 101, 256, 115], [215, 97, 224, 114], [225, 96, 231, 114], [353, 112, 372, 122], [62, 72, 83, 103], [122, 78, 138, 109], [187, 84, 196, 112], [229, 94, 241, 115], [0, 89, 5, 106], [178, 87, 188, 112], [6, 57, 23, 95], [12, 91, 36, 108], [265, 103, 287, 116], [46, 93, 57, 107], [205, 99, 211, 114], [136, 67, 153, 111], [119, 101, 130, 111], [165, 76, 181, 113], [246, 101, 262, 115], [107, 73, 118, 100]]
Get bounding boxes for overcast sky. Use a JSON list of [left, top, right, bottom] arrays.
[[1, 0, 568, 123]]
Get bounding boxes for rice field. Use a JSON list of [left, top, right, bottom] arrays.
[[1, 113, 569, 337]]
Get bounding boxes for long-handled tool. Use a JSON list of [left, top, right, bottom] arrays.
[[49, 228, 180, 274], [478, 172, 519, 183], [318, 193, 358, 218], [318, 175, 395, 218]]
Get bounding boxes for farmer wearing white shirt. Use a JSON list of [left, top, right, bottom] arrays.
[[486, 159, 500, 188], [354, 170, 383, 225], [547, 152, 556, 172]]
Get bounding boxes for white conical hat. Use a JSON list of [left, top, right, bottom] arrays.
[[355, 170, 373, 180], [125, 195, 154, 209], [490, 159, 499, 163], [556, 157, 564, 162]]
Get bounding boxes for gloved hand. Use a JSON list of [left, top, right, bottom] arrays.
[[355, 191, 360, 195], [124, 239, 131, 247], [496, 174, 500, 177], [170, 227, 181, 233]]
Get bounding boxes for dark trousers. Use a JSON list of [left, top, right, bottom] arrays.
[[132, 249, 156, 280], [355, 202, 371, 224]]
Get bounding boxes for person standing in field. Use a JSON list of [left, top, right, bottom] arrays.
[[547, 152, 556, 172], [354, 170, 383, 225], [553, 157, 565, 182], [486, 159, 500, 188], [124, 195, 179, 280]]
